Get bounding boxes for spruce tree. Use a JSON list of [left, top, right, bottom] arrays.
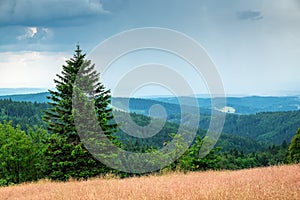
[[43, 45, 117, 180]]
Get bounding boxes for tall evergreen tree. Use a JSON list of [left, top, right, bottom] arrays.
[[43, 45, 116, 143], [43, 45, 117, 180]]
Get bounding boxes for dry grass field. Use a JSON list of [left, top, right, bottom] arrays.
[[0, 164, 299, 200]]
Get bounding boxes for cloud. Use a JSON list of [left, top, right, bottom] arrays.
[[16, 27, 38, 40], [16, 27, 52, 41], [0, 0, 109, 26], [236, 10, 263, 20], [0, 51, 71, 88]]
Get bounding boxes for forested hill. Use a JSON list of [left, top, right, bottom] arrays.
[[1, 92, 300, 115], [1, 97, 299, 147], [0, 99, 266, 154], [0, 99, 48, 130], [0, 92, 49, 103], [222, 111, 300, 145], [0, 93, 299, 145], [162, 110, 300, 146]]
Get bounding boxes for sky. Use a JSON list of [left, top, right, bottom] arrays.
[[0, 0, 300, 96]]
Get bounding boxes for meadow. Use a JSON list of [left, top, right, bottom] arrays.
[[0, 164, 299, 200]]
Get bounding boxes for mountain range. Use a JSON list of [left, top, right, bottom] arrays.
[[0, 91, 300, 150], [0, 92, 299, 115]]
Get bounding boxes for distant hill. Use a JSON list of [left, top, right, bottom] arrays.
[[0, 92, 49, 103], [1, 93, 300, 148], [0, 88, 48, 96], [2, 92, 299, 114], [0, 98, 262, 153], [152, 96, 300, 114], [1, 92, 300, 145], [112, 97, 212, 117]]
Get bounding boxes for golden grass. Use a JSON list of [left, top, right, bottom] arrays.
[[1, 164, 299, 200]]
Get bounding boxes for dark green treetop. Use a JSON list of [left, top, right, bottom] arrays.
[[43, 45, 117, 144], [286, 128, 300, 163]]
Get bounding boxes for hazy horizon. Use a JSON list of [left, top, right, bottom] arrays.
[[0, 87, 299, 98]]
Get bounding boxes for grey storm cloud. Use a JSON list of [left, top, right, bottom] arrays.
[[236, 10, 263, 21], [0, 0, 109, 26]]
